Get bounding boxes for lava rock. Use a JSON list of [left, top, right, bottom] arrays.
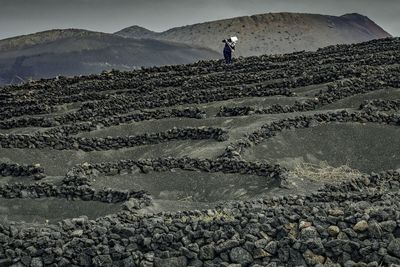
[[199, 244, 215, 260], [353, 220, 369, 232], [154, 256, 187, 267], [327, 226, 340, 237], [388, 238, 400, 258], [229, 247, 253, 266]]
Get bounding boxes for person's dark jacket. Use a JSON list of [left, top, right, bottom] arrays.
[[222, 38, 236, 64], [223, 39, 236, 52]]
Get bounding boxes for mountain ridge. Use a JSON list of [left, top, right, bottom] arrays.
[[116, 12, 391, 56], [0, 29, 219, 85], [0, 29, 102, 52]]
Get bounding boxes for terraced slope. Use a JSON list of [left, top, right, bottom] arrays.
[[0, 38, 399, 266]]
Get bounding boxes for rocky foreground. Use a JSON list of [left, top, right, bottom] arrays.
[[0, 38, 399, 266]]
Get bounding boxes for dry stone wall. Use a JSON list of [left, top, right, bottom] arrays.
[[217, 69, 400, 117], [360, 99, 400, 112], [0, 108, 206, 133], [0, 163, 44, 179], [0, 183, 151, 206], [0, 127, 228, 151]]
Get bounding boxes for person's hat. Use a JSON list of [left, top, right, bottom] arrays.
[[230, 36, 238, 43]]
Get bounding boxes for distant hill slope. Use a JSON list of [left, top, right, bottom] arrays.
[[0, 29, 100, 52], [116, 12, 391, 57], [0, 29, 219, 85]]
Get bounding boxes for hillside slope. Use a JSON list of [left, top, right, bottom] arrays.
[[0, 38, 399, 266], [116, 12, 391, 56], [0, 29, 100, 52], [0, 29, 219, 85]]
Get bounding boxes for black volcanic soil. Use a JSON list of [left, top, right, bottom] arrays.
[[244, 123, 400, 173], [0, 38, 399, 267]]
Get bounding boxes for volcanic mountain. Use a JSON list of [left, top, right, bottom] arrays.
[[116, 12, 391, 57], [0, 29, 219, 85]]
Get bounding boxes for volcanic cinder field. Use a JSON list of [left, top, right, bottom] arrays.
[[0, 38, 399, 266]]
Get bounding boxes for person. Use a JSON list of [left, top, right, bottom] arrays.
[[222, 36, 238, 64]]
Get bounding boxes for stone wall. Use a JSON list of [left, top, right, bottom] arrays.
[[360, 99, 400, 112], [217, 69, 400, 117], [0, 107, 206, 133], [0, 182, 151, 206], [0, 163, 44, 179], [0, 127, 228, 151]]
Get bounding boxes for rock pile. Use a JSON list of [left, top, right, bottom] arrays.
[[0, 104, 57, 120], [0, 162, 44, 179], [360, 99, 400, 112], [0, 170, 400, 266]]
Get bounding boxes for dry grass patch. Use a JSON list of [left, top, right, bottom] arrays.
[[291, 161, 363, 182]]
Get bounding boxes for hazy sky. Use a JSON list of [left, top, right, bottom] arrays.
[[0, 0, 399, 40]]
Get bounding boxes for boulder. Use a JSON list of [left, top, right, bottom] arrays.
[[154, 256, 187, 267], [388, 238, 400, 258], [199, 244, 215, 260], [229, 247, 253, 265], [327, 226, 340, 237], [353, 220, 368, 232]]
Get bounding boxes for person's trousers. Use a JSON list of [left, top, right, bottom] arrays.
[[224, 49, 232, 64]]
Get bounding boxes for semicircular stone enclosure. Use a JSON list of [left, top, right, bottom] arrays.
[[0, 38, 399, 267]]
